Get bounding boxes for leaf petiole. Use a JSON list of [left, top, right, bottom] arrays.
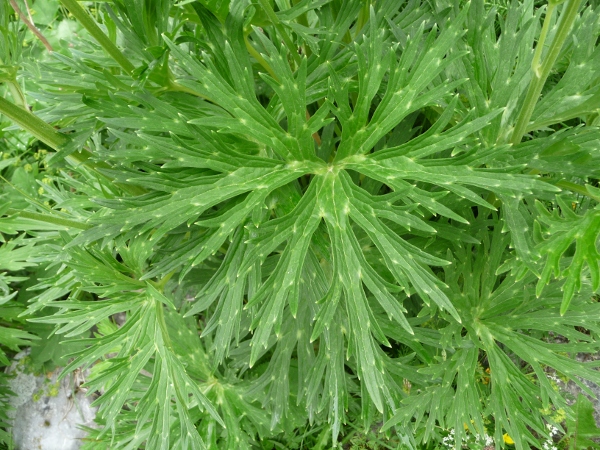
[[59, 0, 135, 75], [510, 0, 583, 145]]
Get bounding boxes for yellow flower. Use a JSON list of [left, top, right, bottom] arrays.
[[503, 433, 515, 445], [552, 408, 566, 423]]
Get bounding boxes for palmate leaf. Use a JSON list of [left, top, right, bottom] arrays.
[[457, 0, 540, 147], [567, 394, 600, 450], [534, 198, 600, 315], [50, 0, 570, 443], [116, 3, 556, 442], [35, 283, 223, 450], [2, 0, 600, 448], [0, 323, 39, 366], [383, 218, 600, 447]]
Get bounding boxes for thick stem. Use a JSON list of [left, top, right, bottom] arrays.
[[510, 0, 583, 145], [59, 0, 135, 75], [6, 209, 91, 230], [0, 97, 145, 196], [0, 96, 70, 150], [531, 3, 556, 76], [7, 81, 28, 109]]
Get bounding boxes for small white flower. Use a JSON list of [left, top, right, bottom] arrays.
[[542, 439, 557, 450], [547, 374, 561, 384]]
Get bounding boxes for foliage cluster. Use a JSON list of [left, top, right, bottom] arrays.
[[1, 0, 600, 449]]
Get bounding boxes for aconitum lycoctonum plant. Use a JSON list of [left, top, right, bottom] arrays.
[[1, 0, 600, 448]]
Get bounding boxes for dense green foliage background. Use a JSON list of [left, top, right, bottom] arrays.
[[1, 0, 600, 449]]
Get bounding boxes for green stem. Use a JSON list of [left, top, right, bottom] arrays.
[[555, 180, 600, 202], [0, 96, 101, 166], [0, 97, 145, 196], [167, 80, 211, 100], [59, 0, 135, 75], [7, 81, 28, 109], [9, 0, 53, 52], [6, 209, 92, 230], [531, 2, 556, 76], [151, 270, 176, 292], [0, 96, 70, 150], [257, 0, 301, 66], [245, 36, 279, 80], [354, 1, 370, 38], [155, 296, 175, 350], [510, 0, 583, 145]]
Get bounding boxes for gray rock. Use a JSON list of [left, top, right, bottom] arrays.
[[7, 351, 97, 450]]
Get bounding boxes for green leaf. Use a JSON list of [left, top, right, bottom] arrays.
[[534, 202, 600, 315], [567, 394, 600, 450]]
